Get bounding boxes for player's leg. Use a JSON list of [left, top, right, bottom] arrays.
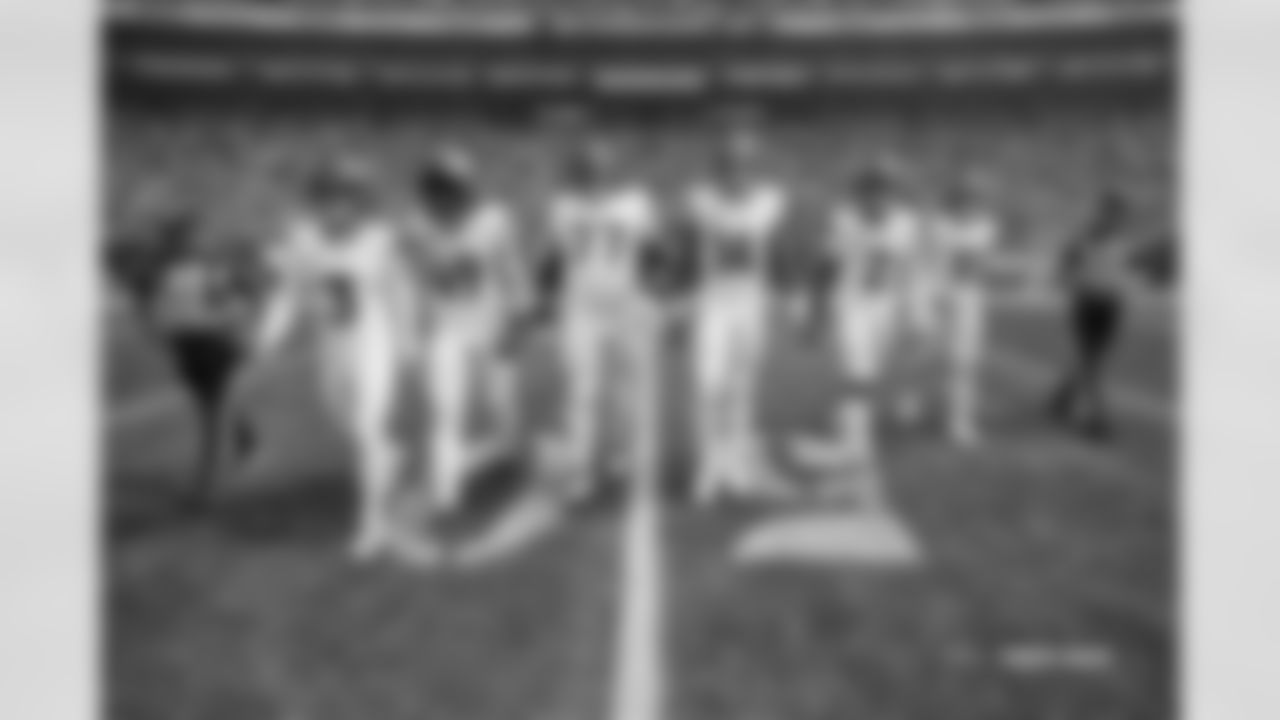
[[1052, 289, 1096, 423], [478, 307, 521, 457], [1073, 291, 1123, 437], [166, 327, 246, 509], [887, 283, 931, 423], [423, 312, 483, 514], [205, 334, 264, 498], [724, 285, 786, 496], [691, 287, 739, 501], [621, 298, 663, 493], [325, 325, 405, 560], [794, 289, 888, 507], [945, 291, 987, 447], [839, 292, 888, 476], [554, 299, 606, 497], [1051, 289, 1114, 436]]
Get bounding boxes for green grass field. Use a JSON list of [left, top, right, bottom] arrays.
[[104, 298, 1175, 720]]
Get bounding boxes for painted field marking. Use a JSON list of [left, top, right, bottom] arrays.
[[608, 447, 666, 720]]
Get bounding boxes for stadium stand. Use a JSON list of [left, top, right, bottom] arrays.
[[106, 104, 1174, 261], [106, 0, 1172, 29]]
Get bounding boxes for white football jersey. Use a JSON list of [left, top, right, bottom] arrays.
[[277, 215, 406, 325], [409, 202, 515, 305], [685, 180, 788, 281], [827, 203, 921, 293], [549, 185, 659, 298], [929, 210, 998, 291]]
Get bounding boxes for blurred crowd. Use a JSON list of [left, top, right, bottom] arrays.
[[106, 102, 1175, 269], [109, 0, 1168, 18]]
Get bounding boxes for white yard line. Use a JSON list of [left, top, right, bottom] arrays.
[[608, 457, 666, 720]]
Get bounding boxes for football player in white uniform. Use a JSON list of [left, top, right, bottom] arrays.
[[680, 131, 790, 503], [544, 140, 664, 498], [793, 165, 921, 505], [929, 174, 1000, 447], [405, 149, 528, 515], [253, 160, 423, 562]]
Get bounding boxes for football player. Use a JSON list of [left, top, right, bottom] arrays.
[[405, 148, 528, 516], [543, 138, 665, 499], [928, 173, 1001, 447], [680, 130, 790, 503], [793, 163, 921, 506], [253, 158, 424, 563]]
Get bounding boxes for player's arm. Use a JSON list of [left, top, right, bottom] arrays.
[[489, 209, 535, 319], [381, 229, 424, 359], [251, 226, 311, 357], [399, 213, 439, 326]]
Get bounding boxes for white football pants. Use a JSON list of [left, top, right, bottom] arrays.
[[692, 280, 772, 495], [316, 309, 405, 558], [420, 300, 513, 513], [557, 289, 661, 490]]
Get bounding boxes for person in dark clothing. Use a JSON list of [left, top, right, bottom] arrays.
[[1050, 190, 1138, 440], [106, 212, 261, 508]]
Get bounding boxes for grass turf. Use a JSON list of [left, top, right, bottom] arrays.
[[104, 301, 1175, 720]]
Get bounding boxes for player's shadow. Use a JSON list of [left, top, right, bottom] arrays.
[[431, 452, 537, 540]]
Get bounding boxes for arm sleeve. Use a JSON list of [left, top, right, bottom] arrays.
[[252, 234, 308, 356], [382, 236, 422, 358], [489, 210, 533, 315]]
